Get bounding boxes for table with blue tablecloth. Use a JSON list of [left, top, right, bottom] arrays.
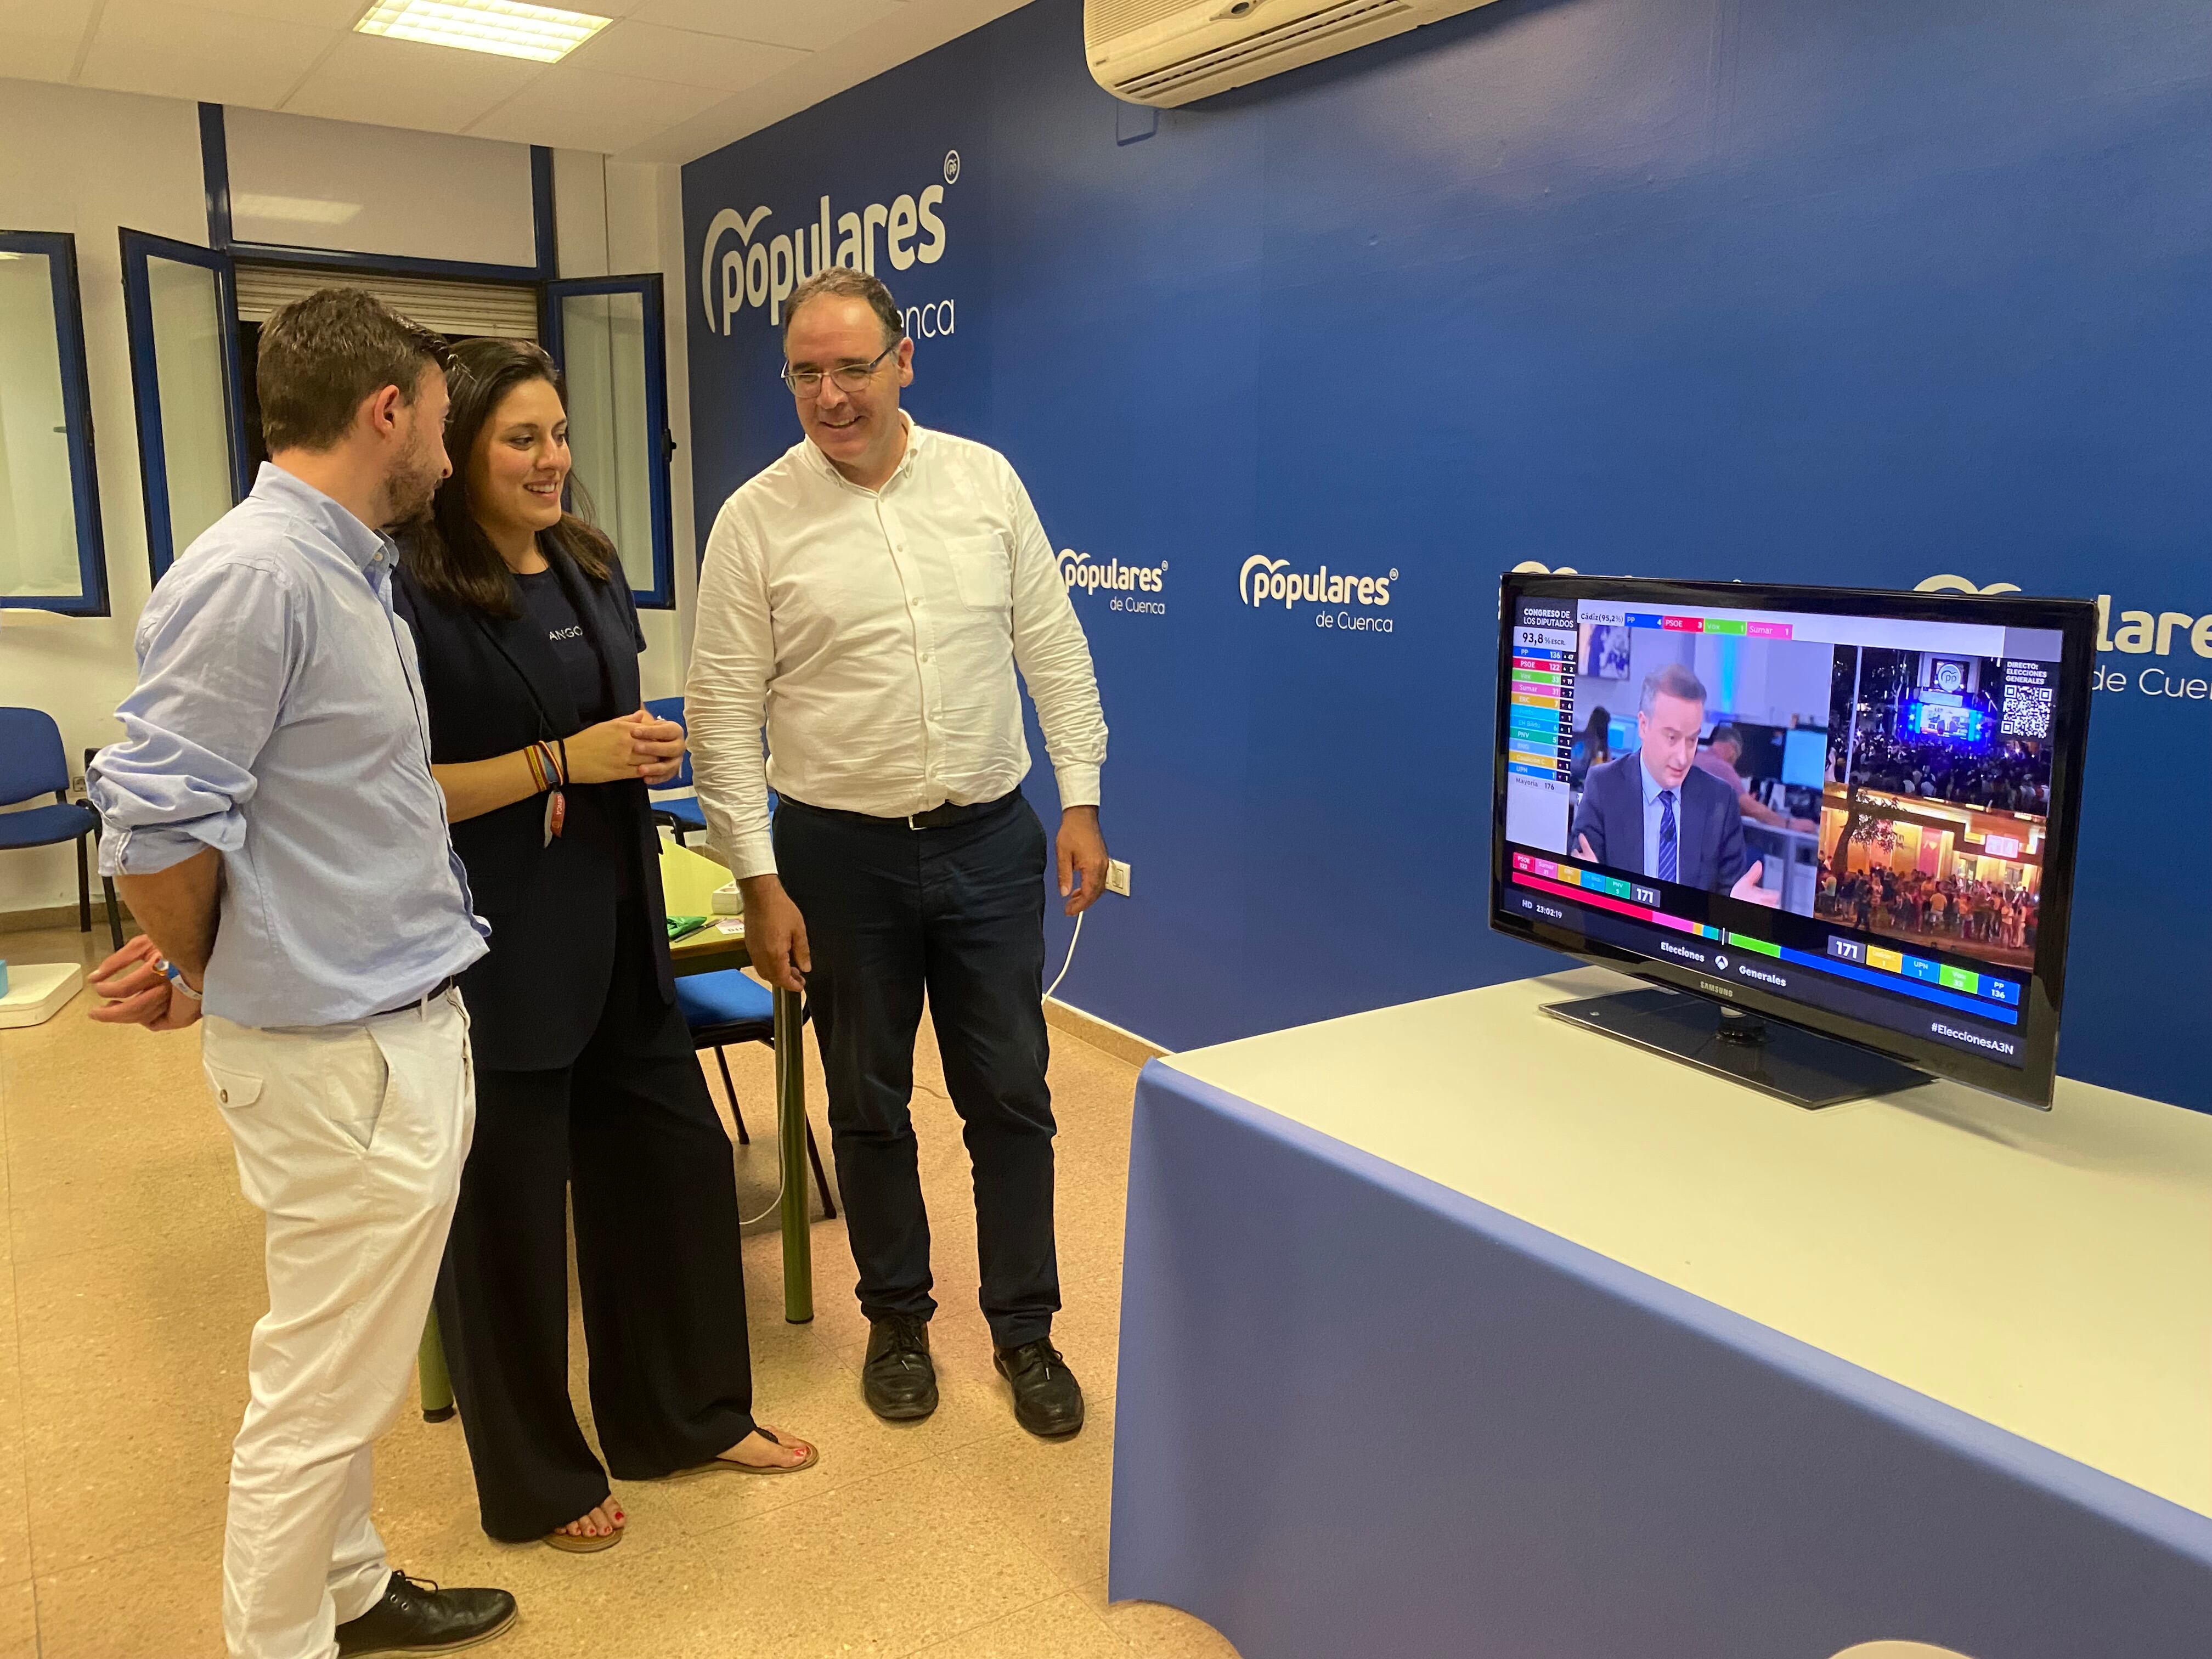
[[1109, 967, 2212, 1659]]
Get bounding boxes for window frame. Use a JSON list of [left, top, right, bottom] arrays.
[[0, 228, 109, 618], [120, 228, 251, 584], [541, 274, 676, 611]]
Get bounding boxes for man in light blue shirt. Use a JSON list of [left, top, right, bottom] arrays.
[[92, 466, 488, 1025], [83, 290, 516, 1659]]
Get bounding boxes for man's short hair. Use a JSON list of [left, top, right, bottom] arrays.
[[1707, 722, 1742, 752], [782, 267, 905, 349], [1639, 662, 1707, 715], [257, 288, 450, 454]]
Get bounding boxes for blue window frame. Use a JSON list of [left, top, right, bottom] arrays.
[[121, 229, 250, 582], [542, 275, 676, 610], [0, 229, 107, 617]]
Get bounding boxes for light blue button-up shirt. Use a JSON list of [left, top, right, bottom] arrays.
[[1635, 752, 1679, 882], [91, 465, 488, 1028]]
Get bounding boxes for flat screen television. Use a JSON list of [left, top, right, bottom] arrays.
[[1492, 575, 2097, 1109]]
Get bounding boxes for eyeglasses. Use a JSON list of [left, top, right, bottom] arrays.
[[781, 341, 898, 398]]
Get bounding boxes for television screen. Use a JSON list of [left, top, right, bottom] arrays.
[[1494, 575, 2097, 1108]]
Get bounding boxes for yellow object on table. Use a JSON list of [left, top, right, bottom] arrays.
[[658, 843, 813, 1322]]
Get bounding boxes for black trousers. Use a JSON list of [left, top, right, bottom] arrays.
[[776, 792, 1060, 1350], [433, 900, 757, 1543]]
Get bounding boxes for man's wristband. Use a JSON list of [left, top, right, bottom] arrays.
[[158, 958, 202, 1001]]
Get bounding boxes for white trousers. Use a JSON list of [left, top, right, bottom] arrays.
[[200, 991, 475, 1659]]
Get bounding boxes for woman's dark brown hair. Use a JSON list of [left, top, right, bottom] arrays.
[[402, 336, 614, 616]]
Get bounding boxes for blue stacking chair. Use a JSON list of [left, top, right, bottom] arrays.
[[676, 968, 837, 1217], [645, 695, 708, 846], [1, 709, 121, 949]]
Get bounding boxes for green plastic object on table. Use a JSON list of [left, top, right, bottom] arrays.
[[666, 915, 708, 943]]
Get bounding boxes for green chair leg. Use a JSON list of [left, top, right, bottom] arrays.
[[419, 1308, 456, 1423]]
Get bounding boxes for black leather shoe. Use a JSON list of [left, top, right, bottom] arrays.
[[862, 1314, 938, 1421], [335, 1570, 517, 1656], [994, 1340, 1084, 1438]]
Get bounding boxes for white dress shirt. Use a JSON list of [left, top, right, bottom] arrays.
[[688, 415, 1107, 879]]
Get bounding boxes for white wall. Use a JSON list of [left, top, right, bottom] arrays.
[[0, 81, 696, 921], [552, 149, 698, 701], [0, 79, 207, 918]]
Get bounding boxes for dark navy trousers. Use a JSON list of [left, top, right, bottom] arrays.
[[775, 792, 1060, 1350]]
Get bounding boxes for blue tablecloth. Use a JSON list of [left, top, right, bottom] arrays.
[[1109, 1062, 2212, 1659]]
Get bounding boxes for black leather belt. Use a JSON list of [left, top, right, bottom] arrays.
[[370, 975, 456, 1019], [783, 790, 1019, 831]]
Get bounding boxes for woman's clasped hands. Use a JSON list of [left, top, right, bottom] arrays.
[[565, 709, 686, 787]]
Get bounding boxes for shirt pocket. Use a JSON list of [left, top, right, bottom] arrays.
[[946, 533, 1013, 611]]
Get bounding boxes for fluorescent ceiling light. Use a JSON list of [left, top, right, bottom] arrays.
[[233, 194, 363, 226], [354, 0, 611, 63]]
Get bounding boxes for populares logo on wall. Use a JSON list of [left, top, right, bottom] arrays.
[[699, 150, 962, 339], [1919, 574, 2212, 704], [1059, 549, 1167, 616], [1240, 555, 1400, 635]]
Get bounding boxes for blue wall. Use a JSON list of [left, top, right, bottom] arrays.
[[684, 0, 2212, 1109]]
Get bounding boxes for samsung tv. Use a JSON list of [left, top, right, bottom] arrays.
[[1492, 574, 2097, 1109]]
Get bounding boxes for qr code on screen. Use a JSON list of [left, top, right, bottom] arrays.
[[2002, 684, 2053, 738]]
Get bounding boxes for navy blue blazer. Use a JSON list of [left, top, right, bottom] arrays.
[[1569, 751, 1748, 894], [393, 534, 675, 1073]]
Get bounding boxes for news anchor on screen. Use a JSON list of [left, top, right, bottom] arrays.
[[1572, 663, 1780, 907]]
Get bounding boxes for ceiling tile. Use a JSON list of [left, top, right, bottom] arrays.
[[193, 0, 386, 26], [282, 32, 544, 133], [628, 0, 901, 53], [0, 32, 76, 78], [567, 19, 805, 93], [467, 63, 723, 152], [95, 0, 335, 55], [78, 41, 319, 108], [0, 0, 99, 45], [80, 1, 338, 106]]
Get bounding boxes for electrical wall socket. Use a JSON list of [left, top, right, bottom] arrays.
[[1106, 859, 1132, 897]]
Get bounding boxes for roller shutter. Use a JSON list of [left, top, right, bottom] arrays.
[[234, 264, 539, 340]]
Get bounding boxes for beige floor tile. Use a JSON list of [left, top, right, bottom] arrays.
[[904, 1589, 1126, 1659], [0, 1579, 35, 1659], [15, 1236, 263, 1572], [0, 1456, 29, 1594], [489, 1457, 1069, 1659], [24, 1415, 236, 1579], [0, 1296, 30, 1590], [12, 1144, 258, 1267], [0, 941, 1154, 1651], [35, 1524, 224, 1659], [951, 1396, 1118, 1590], [631, 1338, 1012, 1545], [1098, 1596, 1244, 1659], [369, 1419, 699, 1602]]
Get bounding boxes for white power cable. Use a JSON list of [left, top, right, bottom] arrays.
[[1045, 910, 1084, 1002], [738, 1157, 787, 1228]]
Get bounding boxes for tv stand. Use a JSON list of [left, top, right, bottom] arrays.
[[1544, 986, 1929, 1109]]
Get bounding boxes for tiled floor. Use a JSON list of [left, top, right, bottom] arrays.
[[0, 923, 1235, 1659]]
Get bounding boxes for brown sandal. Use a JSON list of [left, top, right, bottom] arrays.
[[542, 1511, 625, 1552], [684, 1426, 819, 1477]]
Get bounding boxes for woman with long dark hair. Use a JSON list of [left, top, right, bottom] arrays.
[[395, 338, 816, 1554]]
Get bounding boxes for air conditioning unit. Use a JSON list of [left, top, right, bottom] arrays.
[[1086, 0, 1499, 108]]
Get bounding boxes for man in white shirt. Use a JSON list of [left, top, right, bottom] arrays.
[[688, 268, 1109, 1439]]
